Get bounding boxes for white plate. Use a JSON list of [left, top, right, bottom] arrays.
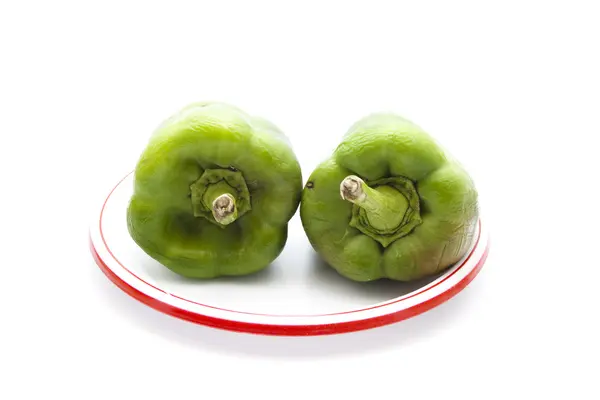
[[89, 172, 490, 336]]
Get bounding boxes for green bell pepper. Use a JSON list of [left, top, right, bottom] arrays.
[[127, 102, 302, 278], [300, 113, 479, 282]]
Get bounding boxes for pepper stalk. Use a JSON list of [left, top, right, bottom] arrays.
[[340, 175, 422, 247]]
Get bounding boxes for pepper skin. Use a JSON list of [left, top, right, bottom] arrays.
[[300, 113, 479, 282], [127, 102, 302, 278]]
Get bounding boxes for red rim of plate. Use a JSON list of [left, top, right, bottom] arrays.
[[90, 173, 490, 336]]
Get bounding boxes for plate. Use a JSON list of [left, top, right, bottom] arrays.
[[89, 172, 489, 336]]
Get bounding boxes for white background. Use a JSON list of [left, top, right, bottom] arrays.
[[1, 1, 599, 398]]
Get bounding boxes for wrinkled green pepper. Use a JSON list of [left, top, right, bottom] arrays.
[[300, 113, 479, 282], [127, 102, 302, 278]]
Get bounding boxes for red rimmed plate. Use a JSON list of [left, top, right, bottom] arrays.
[[90, 172, 489, 336]]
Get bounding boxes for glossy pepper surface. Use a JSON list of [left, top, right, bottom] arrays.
[[127, 102, 302, 278], [300, 113, 479, 282]]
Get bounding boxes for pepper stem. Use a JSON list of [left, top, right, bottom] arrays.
[[340, 175, 409, 232], [201, 180, 239, 226], [211, 194, 238, 225]]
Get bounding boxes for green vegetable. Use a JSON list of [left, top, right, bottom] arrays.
[[127, 102, 302, 278], [300, 113, 479, 282]]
